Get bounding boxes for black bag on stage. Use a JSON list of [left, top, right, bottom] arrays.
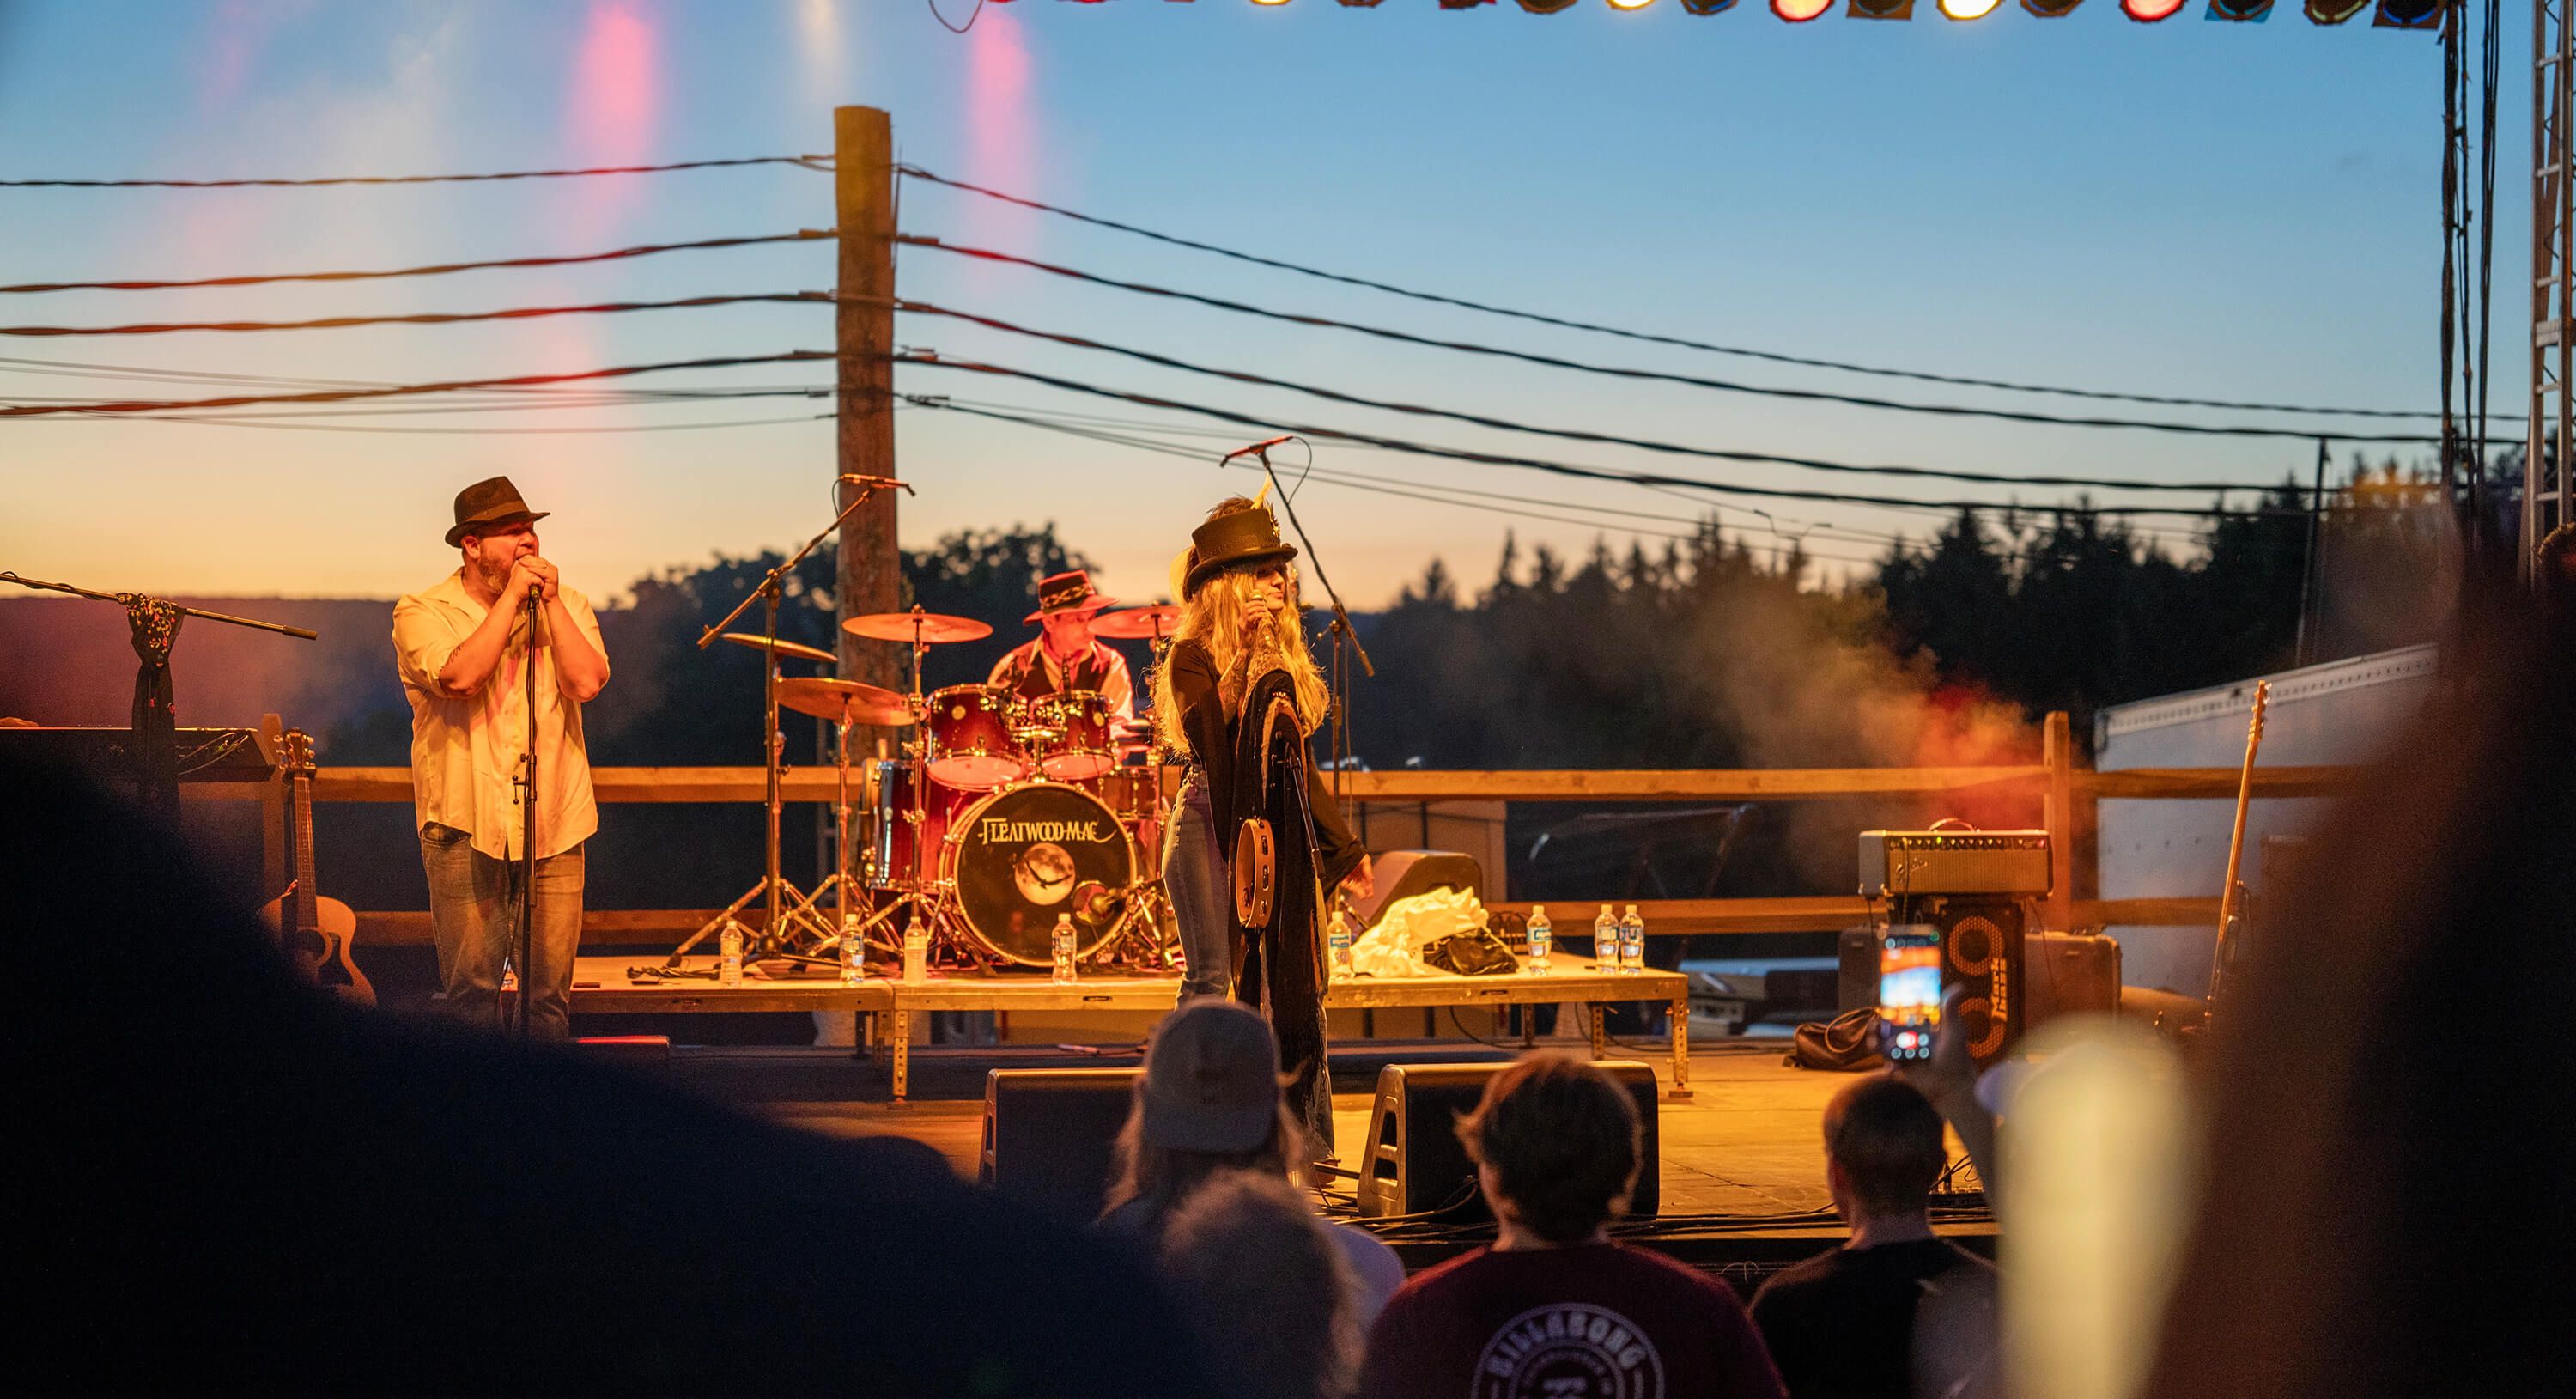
[[1789, 1007, 1886, 1071], [1422, 928, 1518, 976]]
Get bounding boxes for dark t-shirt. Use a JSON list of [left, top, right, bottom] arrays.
[[1749, 1238, 1993, 1399], [1357, 1240, 1787, 1399]]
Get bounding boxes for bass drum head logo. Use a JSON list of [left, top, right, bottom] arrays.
[[1473, 1303, 1664, 1399]]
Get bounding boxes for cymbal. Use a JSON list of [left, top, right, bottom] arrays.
[[1089, 605, 1181, 641], [775, 677, 916, 726], [718, 632, 838, 666], [842, 611, 993, 645]]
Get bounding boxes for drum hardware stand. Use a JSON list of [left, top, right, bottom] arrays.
[[841, 608, 973, 964], [668, 480, 901, 968]]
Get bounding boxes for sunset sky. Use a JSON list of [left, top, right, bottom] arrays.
[[0, 1, 2490, 611]]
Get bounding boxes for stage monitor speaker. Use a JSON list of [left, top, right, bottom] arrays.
[[979, 1067, 1139, 1226], [1353, 1061, 1659, 1225], [1888, 896, 2028, 1066]]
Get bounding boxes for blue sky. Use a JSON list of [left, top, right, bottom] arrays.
[[0, 1, 2494, 607]]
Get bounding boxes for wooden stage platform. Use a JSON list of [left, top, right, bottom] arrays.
[[568, 955, 1694, 1103], [649, 1038, 1994, 1280]]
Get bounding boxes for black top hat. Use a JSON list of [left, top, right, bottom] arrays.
[[1182, 506, 1297, 599], [445, 475, 550, 548]]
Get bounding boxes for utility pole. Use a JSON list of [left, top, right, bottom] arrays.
[[835, 106, 902, 730]]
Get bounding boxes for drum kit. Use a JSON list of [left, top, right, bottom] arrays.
[[682, 602, 1188, 976]]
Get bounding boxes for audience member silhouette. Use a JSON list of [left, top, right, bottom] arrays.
[[3, 758, 1214, 1396]]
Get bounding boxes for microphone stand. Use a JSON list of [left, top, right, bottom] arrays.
[[1243, 443, 1376, 810], [513, 585, 540, 1037], [692, 478, 902, 961], [0, 570, 316, 822]]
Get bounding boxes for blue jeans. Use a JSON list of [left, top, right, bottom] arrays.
[[1162, 775, 1232, 1001], [418, 823, 586, 1039]]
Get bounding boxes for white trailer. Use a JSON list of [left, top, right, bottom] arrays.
[[2093, 644, 2437, 996]]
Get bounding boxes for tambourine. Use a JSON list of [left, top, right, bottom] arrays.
[[1232, 818, 1277, 926]]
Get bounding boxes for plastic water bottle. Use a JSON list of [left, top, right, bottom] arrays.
[[1525, 904, 1552, 976], [1619, 904, 1646, 976], [1594, 904, 1617, 972], [840, 913, 865, 986], [902, 911, 928, 983], [1327, 912, 1355, 982], [719, 919, 744, 988], [1052, 913, 1078, 984]]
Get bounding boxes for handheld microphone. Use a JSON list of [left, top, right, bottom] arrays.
[[838, 473, 917, 496], [1220, 435, 1295, 465]]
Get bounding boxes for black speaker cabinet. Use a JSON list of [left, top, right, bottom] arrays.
[[979, 1067, 1140, 1226], [1352, 1061, 1660, 1225]]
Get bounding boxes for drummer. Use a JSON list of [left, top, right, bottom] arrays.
[[987, 569, 1136, 721]]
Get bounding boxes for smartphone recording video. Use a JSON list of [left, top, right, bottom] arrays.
[[1879, 926, 1941, 1062]]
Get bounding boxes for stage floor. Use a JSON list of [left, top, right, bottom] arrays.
[[677, 1037, 1969, 1226]]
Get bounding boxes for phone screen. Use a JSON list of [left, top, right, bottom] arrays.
[[1879, 929, 1942, 1062]]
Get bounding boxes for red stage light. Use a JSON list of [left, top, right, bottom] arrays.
[[1774, 0, 1835, 18], [2121, 0, 2187, 17]]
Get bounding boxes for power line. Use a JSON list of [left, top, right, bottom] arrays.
[[889, 297, 2325, 496], [0, 230, 831, 295], [78, 411, 831, 437], [893, 350, 2306, 521], [0, 350, 825, 417], [0, 291, 823, 338], [1, 155, 829, 190], [896, 237, 2445, 447], [897, 164, 2446, 424]]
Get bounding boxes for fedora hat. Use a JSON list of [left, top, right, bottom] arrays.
[[1180, 503, 1297, 599], [1024, 569, 1117, 625], [445, 475, 549, 549]]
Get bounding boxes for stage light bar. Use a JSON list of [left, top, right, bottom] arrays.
[[2372, 0, 2443, 27], [1941, 0, 2005, 15], [1850, 0, 1915, 15], [2304, 0, 2369, 18], [1774, 0, 1835, 17], [2021, 0, 2084, 14], [2207, 0, 2273, 16], [2122, 0, 2187, 17]]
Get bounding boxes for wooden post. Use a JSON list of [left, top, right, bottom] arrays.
[[2042, 710, 2075, 932], [835, 107, 902, 713]]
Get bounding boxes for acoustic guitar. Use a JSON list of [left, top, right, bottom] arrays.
[[259, 729, 375, 1007]]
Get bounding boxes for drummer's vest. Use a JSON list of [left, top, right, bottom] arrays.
[[1000, 642, 1115, 703]]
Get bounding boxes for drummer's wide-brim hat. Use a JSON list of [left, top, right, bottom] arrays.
[[1180, 505, 1297, 599], [445, 475, 549, 548], [1024, 569, 1117, 625]]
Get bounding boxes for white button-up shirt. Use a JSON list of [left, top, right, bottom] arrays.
[[392, 569, 605, 861]]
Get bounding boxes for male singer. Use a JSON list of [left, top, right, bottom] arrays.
[[392, 476, 610, 1037]]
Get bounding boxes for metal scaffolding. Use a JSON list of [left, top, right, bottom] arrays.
[[2532, 0, 2576, 574]]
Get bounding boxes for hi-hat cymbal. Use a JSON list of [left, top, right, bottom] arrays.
[[775, 677, 916, 726], [842, 611, 993, 644], [1089, 605, 1181, 641], [717, 632, 838, 666]]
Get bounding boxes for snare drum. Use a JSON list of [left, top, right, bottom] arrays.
[[867, 758, 969, 890], [924, 683, 1028, 790], [1029, 690, 1115, 781], [944, 782, 1133, 966]]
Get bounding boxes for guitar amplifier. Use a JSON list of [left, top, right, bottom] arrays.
[[1858, 829, 2051, 899]]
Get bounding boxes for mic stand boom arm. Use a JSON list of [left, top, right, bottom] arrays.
[[1244, 444, 1376, 819]]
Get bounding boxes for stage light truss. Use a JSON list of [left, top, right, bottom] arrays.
[[1022, 1, 2458, 35]]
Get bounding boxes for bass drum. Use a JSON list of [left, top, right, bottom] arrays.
[[945, 782, 1133, 966]]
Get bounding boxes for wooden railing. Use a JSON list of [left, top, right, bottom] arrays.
[[213, 709, 2360, 948]]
